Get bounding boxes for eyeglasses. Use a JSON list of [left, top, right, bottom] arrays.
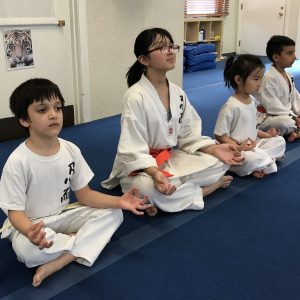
[[147, 44, 180, 55]]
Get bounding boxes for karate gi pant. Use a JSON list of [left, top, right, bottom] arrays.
[[120, 160, 229, 213], [229, 136, 286, 177], [9, 206, 123, 268], [258, 115, 297, 136]]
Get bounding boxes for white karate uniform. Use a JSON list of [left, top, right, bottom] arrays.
[[257, 65, 300, 135], [101, 75, 229, 212], [214, 96, 286, 177], [0, 139, 123, 268]]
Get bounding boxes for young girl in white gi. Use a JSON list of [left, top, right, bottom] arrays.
[[102, 28, 244, 215], [257, 35, 300, 141], [214, 55, 286, 178], [0, 79, 150, 287]]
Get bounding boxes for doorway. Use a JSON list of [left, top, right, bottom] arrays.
[[237, 0, 287, 55]]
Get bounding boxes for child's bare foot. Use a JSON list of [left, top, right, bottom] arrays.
[[287, 131, 300, 142], [32, 253, 75, 287], [219, 175, 233, 188], [252, 170, 265, 179], [203, 175, 233, 197], [146, 206, 158, 217]]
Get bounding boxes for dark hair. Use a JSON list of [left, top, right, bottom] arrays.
[[224, 54, 264, 89], [266, 35, 295, 61], [10, 78, 65, 121], [126, 28, 174, 87]]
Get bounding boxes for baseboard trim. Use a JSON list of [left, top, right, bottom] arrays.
[[222, 52, 236, 57]]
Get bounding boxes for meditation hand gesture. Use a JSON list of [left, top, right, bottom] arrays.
[[27, 221, 54, 250], [266, 128, 278, 137], [207, 143, 244, 165], [119, 188, 152, 215], [153, 171, 177, 195], [239, 138, 256, 151]]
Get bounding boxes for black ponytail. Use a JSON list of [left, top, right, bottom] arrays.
[[223, 55, 236, 88], [126, 60, 145, 87]]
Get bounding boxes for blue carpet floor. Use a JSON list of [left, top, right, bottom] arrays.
[[52, 159, 300, 300], [1, 58, 300, 300]]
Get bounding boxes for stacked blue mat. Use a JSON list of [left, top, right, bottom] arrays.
[[184, 43, 217, 72]]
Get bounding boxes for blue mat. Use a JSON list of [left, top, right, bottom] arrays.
[[1, 59, 300, 299]]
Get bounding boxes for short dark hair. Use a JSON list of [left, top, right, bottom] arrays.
[[224, 54, 264, 89], [10, 78, 65, 121], [266, 35, 295, 61]]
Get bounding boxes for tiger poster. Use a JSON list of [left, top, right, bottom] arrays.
[[4, 29, 34, 70]]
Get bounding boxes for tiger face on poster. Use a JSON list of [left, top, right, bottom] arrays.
[[3, 29, 34, 70]]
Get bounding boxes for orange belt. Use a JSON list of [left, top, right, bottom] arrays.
[[129, 148, 173, 177], [150, 148, 173, 177]]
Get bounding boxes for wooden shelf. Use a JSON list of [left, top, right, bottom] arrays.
[[184, 17, 224, 60]]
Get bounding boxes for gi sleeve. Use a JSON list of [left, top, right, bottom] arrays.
[[214, 103, 233, 137], [66, 142, 94, 192], [0, 161, 27, 215]]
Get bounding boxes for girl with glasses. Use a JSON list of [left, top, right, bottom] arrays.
[[102, 28, 244, 216]]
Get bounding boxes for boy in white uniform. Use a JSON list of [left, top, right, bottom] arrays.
[[257, 35, 300, 141], [0, 78, 150, 287], [102, 28, 244, 215]]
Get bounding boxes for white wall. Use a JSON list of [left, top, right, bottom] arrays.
[[296, 5, 300, 58], [222, 0, 239, 54], [285, 0, 300, 40], [85, 0, 184, 120], [0, 0, 299, 122], [0, 0, 76, 119], [143, 0, 184, 86]]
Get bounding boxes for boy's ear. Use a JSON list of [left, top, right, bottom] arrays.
[[137, 55, 149, 66], [19, 118, 30, 128], [272, 53, 279, 62]]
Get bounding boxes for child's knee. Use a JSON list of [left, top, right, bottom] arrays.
[[92, 207, 124, 226], [121, 174, 155, 197], [11, 228, 73, 268], [276, 135, 286, 147], [11, 231, 46, 267], [110, 208, 124, 223]]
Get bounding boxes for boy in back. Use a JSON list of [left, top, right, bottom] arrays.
[[0, 78, 150, 287], [257, 35, 300, 141]]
